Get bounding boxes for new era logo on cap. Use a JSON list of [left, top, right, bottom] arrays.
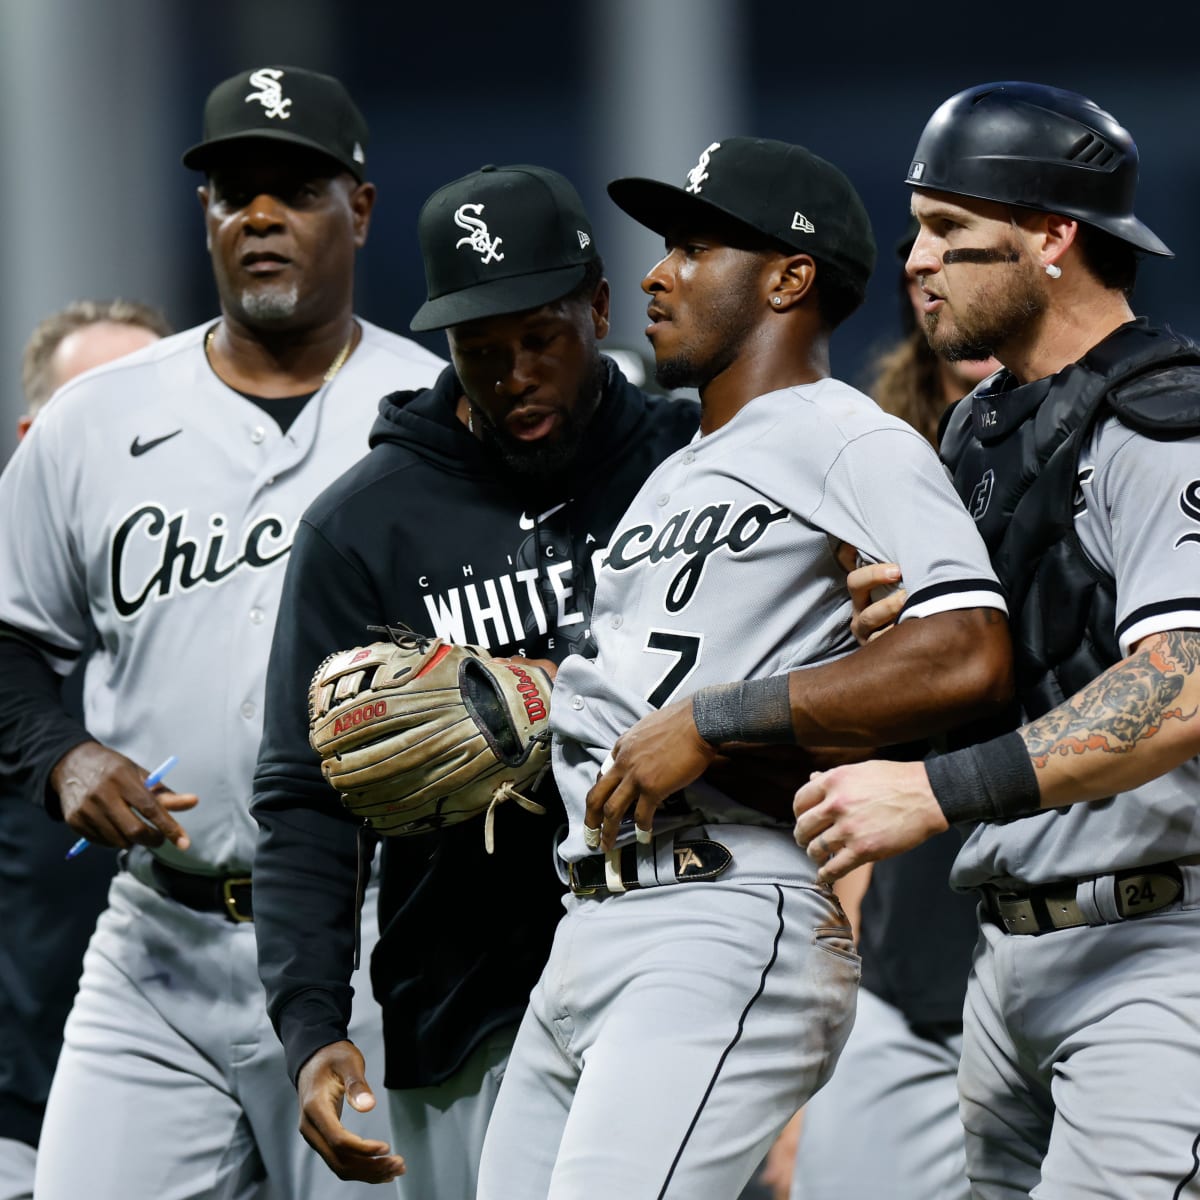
[[791, 212, 815, 233]]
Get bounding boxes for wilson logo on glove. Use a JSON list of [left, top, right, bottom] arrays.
[[308, 627, 552, 852], [505, 664, 548, 722]]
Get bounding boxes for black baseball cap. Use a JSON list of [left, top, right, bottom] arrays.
[[182, 66, 368, 181], [608, 137, 876, 303], [410, 165, 598, 333]]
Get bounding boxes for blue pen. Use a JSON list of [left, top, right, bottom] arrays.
[[65, 754, 180, 860]]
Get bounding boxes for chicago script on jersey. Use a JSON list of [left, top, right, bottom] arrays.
[[606, 501, 790, 612], [110, 503, 294, 618]]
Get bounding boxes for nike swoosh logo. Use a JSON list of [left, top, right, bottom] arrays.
[[130, 430, 183, 457], [518, 500, 569, 531]]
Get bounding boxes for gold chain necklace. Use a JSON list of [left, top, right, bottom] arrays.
[[204, 325, 355, 384]]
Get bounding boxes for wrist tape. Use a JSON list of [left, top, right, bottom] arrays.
[[925, 731, 1041, 825], [692, 675, 794, 746]]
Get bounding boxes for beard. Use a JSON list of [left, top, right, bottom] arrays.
[[240, 284, 300, 323], [652, 258, 764, 391], [476, 355, 605, 479], [924, 249, 1047, 362]]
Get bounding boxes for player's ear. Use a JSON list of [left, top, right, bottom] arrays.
[[770, 254, 817, 312], [349, 182, 377, 248], [197, 186, 213, 252], [1039, 213, 1077, 275], [591, 278, 611, 341]]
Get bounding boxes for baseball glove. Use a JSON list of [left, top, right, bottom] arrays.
[[308, 628, 552, 852]]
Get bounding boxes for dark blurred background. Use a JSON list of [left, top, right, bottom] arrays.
[[2, 0, 1198, 459]]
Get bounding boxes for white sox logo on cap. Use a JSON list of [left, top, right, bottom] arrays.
[[454, 203, 505, 264], [685, 142, 722, 194], [245, 68, 292, 120]]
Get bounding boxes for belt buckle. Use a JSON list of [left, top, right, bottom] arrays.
[[567, 862, 600, 898], [221, 877, 253, 923]]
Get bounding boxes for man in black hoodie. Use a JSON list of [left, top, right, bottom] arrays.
[[251, 165, 698, 1197]]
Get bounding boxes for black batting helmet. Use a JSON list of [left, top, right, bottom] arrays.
[[904, 82, 1172, 257]]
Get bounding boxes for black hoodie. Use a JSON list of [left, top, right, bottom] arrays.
[[253, 358, 698, 1088]]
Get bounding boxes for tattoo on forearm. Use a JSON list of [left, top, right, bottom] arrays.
[[1023, 631, 1200, 768]]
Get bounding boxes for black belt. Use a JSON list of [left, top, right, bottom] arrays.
[[568, 838, 732, 897], [981, 862, 1183, 935], [149, 859, 253, 923]]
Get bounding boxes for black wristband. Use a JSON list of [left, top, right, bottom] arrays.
[[925, 731, 1041, 825], [691, 676, 794, 746]]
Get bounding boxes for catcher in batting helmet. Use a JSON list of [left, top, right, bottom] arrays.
[[904, 81, 1172, 257]]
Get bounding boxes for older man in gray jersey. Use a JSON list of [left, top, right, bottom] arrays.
[[0, 67, 441, 1200], [476, 137, 1013, 1200], [795, 82, 1200, 1198]]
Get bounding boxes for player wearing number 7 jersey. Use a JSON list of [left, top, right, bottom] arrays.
[[476, 137, 1012, 1199]]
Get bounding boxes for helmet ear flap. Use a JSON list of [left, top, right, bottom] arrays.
[[905, 82, 1172, 259]]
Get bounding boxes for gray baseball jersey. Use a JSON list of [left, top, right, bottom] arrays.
[[0, 319, 441, 873], [0, 319, 442, 1200], [479, 378, 1004, 1200], [953, 418, 1200, 889], [553, 378, 1006, 861]]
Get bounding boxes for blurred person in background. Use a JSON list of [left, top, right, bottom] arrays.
[[0, 298, 170, 1200], [16, 301, 171, 439]]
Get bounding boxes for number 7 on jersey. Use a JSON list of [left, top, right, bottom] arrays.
[[644, 630, 703, 708]]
